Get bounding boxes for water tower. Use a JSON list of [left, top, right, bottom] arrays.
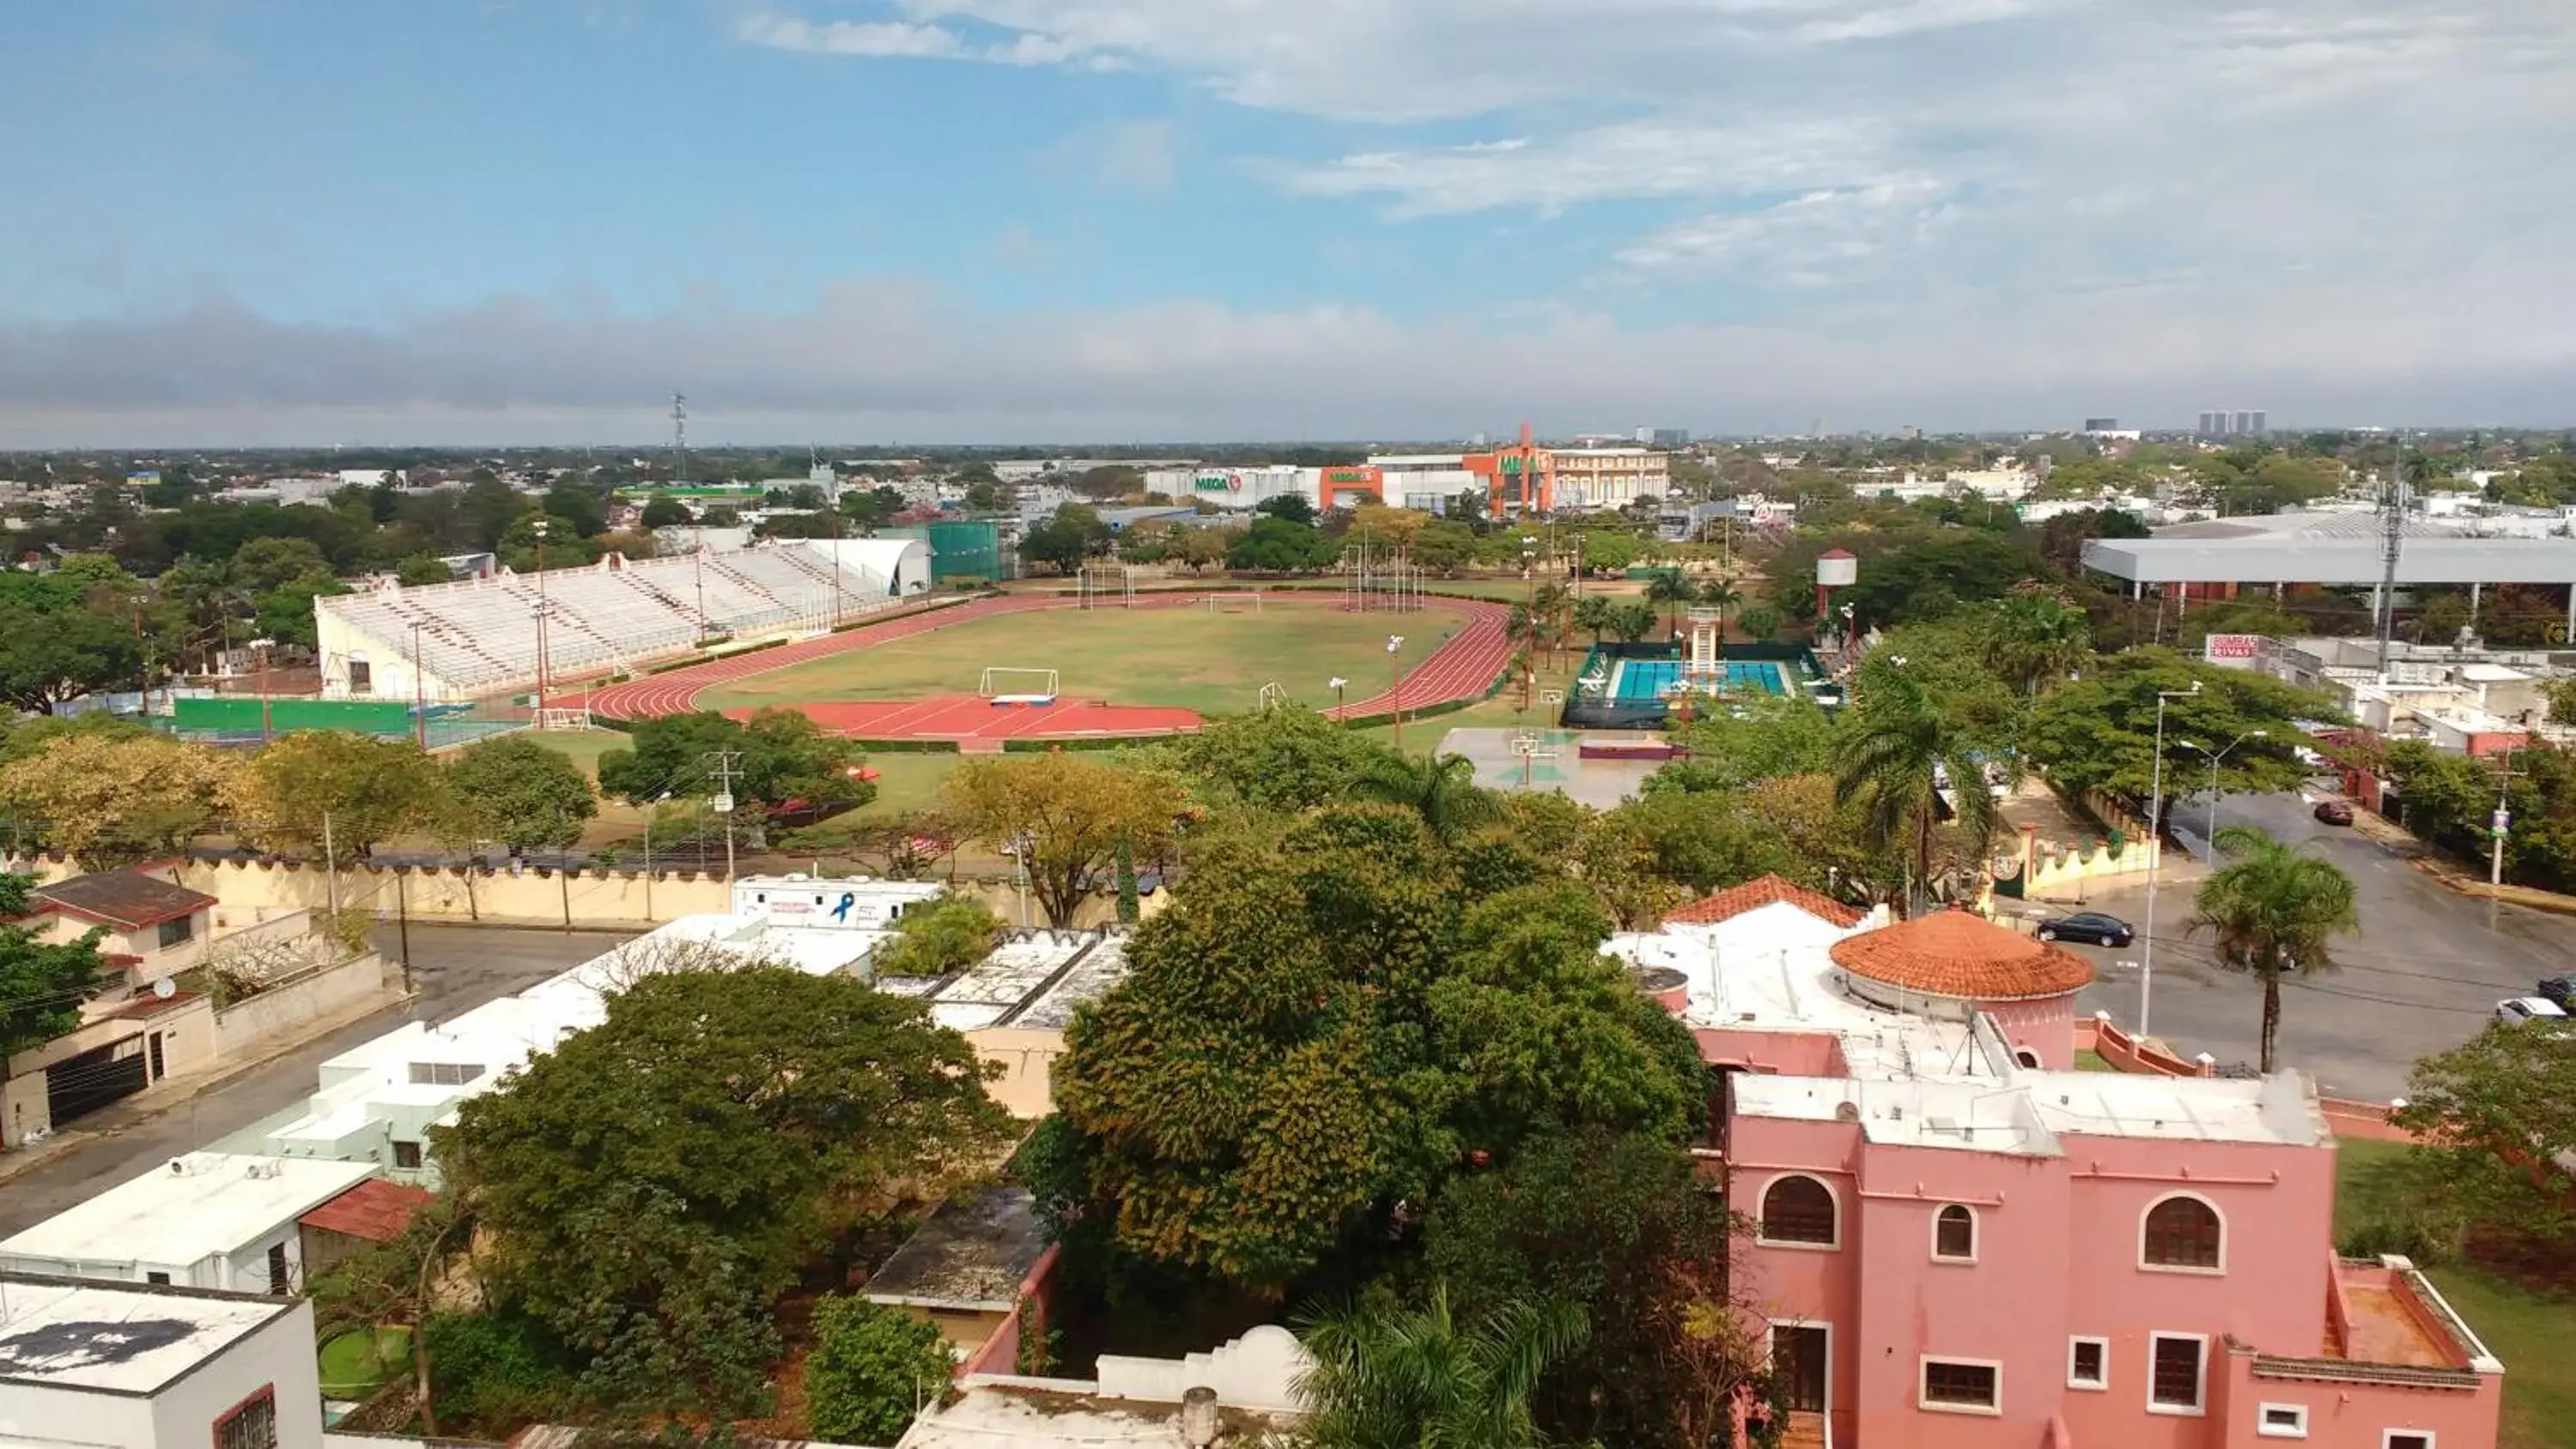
[[1815, 549, 1857, 622]]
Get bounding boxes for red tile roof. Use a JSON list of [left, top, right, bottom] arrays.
[[1664, 874, 1867, 929], [299, 1178, 435, 1244], [33, 869, 216, 931], [1829, 909, 2094, 1001]]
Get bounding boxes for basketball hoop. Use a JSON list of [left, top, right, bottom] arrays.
[[1508, 729, 1563, 788]]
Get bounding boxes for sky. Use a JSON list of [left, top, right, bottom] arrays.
[[2, 1, 2573, 446]]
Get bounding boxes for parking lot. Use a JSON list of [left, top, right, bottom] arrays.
[[2044, 789, 2569, 1102]]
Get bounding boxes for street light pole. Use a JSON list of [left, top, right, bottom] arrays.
[[532, 519, 551, 712], [2139, 682, 2201, 1040], [2182, 729, 2268, 842], [2490, 749, 2526, 889], [1385, 636, 1406, 753], [250, 637, 277, 744]]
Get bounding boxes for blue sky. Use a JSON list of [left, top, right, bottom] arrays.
[[3, 1, 2573, 444]]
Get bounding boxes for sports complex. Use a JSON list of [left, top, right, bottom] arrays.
[[585, 590, 1513, 746]]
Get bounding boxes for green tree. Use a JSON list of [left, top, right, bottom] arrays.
[[394, 554, 456, 587], [0, 571, 145, 712], [1346, 752, 1501, 843], [1411, 522, 1477, 576], [447, 737, 597, 856], [1577, 530, 1638, 573], [1979, 591, 2093, 696], [1733, 603, 1784, 641], [0, 874, 114, 1132], [1697, 579, 1741, 637], [231, 536, 337, 593], [2023, 649, 2330, 810], [2547, 677, 2576, 726], [2390, 1022, 2576, 1245], [1572, 595, 1614, 643], [227, 731, 452, 864], [1297, 1286, 1587, 1449], [438, 967, 1011, 1419], [637, 494, 693, 530], [2187, 825, 2358, 1074], [873, 894, 1003, 978], [1019, 506, 1110, 574], [1168, 706, 1378, 814], [598, 709, 872, 821], [1833, 658, 2004, 909], [1643, 570, 1694, 636], [1425, 1128, 1774, 1449], [805, 1295, 957, 1444], [942, 754, 1184, 926], [1255, 492, 1320, 525], [1228, 516, 1341, 572], [0, 732, 237, 869]]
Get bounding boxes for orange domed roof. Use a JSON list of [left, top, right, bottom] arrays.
[[1829, 909, 2093, 1002]]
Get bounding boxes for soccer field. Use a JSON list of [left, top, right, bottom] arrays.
[[695, 601, 1473, 717]]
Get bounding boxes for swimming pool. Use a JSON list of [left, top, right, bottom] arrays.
[[1610, 658, 1785, 701]]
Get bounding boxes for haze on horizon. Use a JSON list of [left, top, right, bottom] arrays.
[[3, 2, 2572, 448]]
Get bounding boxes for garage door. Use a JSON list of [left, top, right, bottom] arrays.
[[46, 1034, 149, 1126]]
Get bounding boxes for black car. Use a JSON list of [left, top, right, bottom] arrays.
[[2540, 976, 2576, 1013], [2038, 912, 2134, 947]]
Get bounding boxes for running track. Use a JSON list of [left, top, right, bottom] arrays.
[[583, 591, 1512, 742]]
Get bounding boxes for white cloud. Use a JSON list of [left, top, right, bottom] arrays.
[[1044, 119, 1179, 193]]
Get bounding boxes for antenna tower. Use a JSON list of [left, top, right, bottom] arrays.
[[2375, 433, 2404, 676], [671, 391, 690, 485]]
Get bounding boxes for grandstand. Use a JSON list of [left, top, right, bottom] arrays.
[[315, 540, 932, 700]]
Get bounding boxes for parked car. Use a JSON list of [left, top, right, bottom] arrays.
[[2494, 997, 2570, 1026], [2538, 976, 2576, 1012], [2313, 799, 2355, 826], [2038, 912, 2135, 948]]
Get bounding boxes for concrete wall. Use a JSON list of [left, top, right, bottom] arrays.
[[210, 954, 401, 1060], [963, 1026, 1072, 1120], [150, 1299, 327, 1449]]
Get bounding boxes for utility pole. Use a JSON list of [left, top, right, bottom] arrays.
[[409, 621, 428, 749], [2376, 434, 2405, 676], [321, 811, 340, 918], [707, 751, 743, 882], [2139, 682, 2200, 1040], [2489, 749, 2526, 890]]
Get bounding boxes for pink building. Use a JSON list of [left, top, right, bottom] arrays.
[[1613, 877, 2505, 1449]]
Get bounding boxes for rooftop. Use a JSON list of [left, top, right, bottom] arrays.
[[0, 1274, 301, 1396], [0, 1154, 377, 1270], [32, 869, 217, 931], [1665, 874, 1866, 930], [298, 1178, 435, 1245], [1829, 909, 2094, 1001], [898, 1382, 1300, 1449], [863, 1186, 1048, 1313], [913, 931, 1133, 1032]]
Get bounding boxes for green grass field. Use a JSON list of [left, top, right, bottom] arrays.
[[318, 1326, 410, 1397], [2336, 1137, 2574, 1448], [696, 603, 1474, 718]]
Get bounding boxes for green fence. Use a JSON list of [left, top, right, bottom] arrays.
[[166, 697, 529, 749]]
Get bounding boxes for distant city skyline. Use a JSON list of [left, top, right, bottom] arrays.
[[3, 3, 2573, 446]]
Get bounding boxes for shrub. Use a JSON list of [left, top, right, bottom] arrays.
[[422, 1308, 568, 1431], [872, 895, 1003, 979], [805, 1295, 956, 1444]]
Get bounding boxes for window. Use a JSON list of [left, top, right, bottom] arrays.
[[157, 913, 194, 949], [265, 1243, 289, 1295], [1920, 1359, 2000, 1413], [2142, 1195, 2224, 1270], [408, 1061, 485, 1087], [348, 658, 373, 694], [2150, 1334, 2206, 1414], [2384, 1436, 2433, 1449], [145, 1271, 171, 1285], [2258, 1404, 2310, 1438], [1933, 1204, 1976, 1261], [1759, 1176, 1838, 1246], [2067, 1337, 2107, 1390], [392, 1140, 423, 1170], [214, 1387, 278, 1449], [2014, 1049, 2041, 1068]]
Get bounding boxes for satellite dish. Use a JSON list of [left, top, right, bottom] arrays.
[[151, 977, 176, 999]]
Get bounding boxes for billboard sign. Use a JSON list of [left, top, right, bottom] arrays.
[[2202, 634, 2264, 667]]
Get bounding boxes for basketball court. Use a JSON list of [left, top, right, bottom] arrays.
[[1437, 726, 1664, 809]]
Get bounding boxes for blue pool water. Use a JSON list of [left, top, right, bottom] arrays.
[[1611, 659, 1784, 701]]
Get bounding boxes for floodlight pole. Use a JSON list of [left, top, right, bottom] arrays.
[[250, 637, 277, 744], [2140, 682, 2201, 1040], [1386, 636, 1406, 752], [410, 621, 428, 749]]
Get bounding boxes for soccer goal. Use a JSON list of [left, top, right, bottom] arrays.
[[535, 706, 594, 731], [979, 667, 1061, 706]]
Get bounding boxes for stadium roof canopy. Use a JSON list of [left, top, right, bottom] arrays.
[[2082, 512, 2576, 587]]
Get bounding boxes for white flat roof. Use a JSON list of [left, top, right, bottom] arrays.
[[0, 1275, 297, 1395], [0, 1154, 376, 1268]]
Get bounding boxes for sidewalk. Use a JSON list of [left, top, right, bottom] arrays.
[[0, 985, 415, 1186], [2351, 809, 2576, 918]]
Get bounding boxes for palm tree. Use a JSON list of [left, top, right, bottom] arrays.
[[1531, 583, 1572, 668], [1833, 659, 2002, 912], [1983, 593, 2093, 696], [1697, 579, 1741, 641], [2189, 825, 2358, 1073], [1349, 752, 1502, 842], [1297, 1285, 1587, 1449], [1572, 595, 1614, 643], [1643, 570, 1695, 638]]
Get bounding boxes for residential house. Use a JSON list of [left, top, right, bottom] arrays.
[[0, 1273, 325, 1449]]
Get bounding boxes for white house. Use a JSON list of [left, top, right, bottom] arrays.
[[0, 1153, 377, 1294], [0, 1273, 324, 1449]]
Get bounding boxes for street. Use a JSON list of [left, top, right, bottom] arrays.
[[0, 923, 631, 1238], [2054, 789, 2572, 1102]]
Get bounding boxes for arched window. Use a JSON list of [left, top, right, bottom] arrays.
[[1934, 1204, 1976, 1260], [2014, 1049, 2041, 1069], [2142, 1195, 2223, 1270], [1761, 1175, 1838, 1246]]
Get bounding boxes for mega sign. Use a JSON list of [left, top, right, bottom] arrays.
[[1194, 475, 1237, 491]]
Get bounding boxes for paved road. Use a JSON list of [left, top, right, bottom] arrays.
[[2050, 790, 2571, 1102], [0, 924, 631, 1238]]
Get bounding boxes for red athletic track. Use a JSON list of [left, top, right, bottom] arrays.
[[581, 591, 1512, 742]]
